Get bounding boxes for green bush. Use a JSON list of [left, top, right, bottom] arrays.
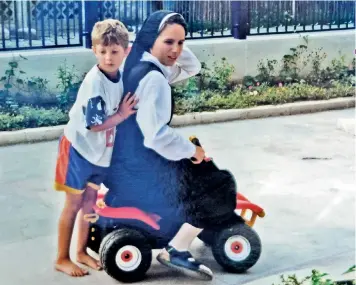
[[272, 266, 355, 285], [174, 82, 355, 115], [56, 60, 83, 111], [0, 107, 68, 131], [172, 57, 235, 100], [18, 106, 68, 128], [0, 56, 84, 114], [0, 113, 25, 131]]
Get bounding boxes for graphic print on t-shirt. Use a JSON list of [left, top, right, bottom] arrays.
[[106, 128, 115, 147], [85, 96, 107, 129]]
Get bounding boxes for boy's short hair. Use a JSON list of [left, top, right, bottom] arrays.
[[91, 19, 129, 49]]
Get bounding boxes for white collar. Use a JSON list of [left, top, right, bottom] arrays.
[[141, 52, 171, 78]]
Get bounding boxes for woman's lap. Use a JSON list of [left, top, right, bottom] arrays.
[[104, 157, 237, 229]]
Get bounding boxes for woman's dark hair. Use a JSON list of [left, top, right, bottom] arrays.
[[159, 14, 188, 36]]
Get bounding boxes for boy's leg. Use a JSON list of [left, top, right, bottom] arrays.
[[157, 223, 213, 279], [76, 184, 102, 270], [55, 192, 88, 277]]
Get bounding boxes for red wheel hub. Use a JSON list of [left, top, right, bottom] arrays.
[[231, 241, 243, 254], [121, 250, 133, 262]]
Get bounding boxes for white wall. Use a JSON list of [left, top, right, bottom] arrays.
[[186, 30, 355, 80], [0, 30, 354, 91]]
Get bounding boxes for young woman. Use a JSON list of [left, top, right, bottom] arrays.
[[103, 11, 237, 280]]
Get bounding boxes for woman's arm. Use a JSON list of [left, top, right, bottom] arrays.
[[136, 71, 196, 161], [168, 45, 202, 84]]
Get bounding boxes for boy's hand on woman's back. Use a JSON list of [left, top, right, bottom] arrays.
[[118, 92, 139, 120]]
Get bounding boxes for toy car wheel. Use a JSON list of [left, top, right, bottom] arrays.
[[99, 228, 152, 283], [212, 223, 261, 273]]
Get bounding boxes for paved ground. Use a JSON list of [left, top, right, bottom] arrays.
[[0, 109, 355, 285]]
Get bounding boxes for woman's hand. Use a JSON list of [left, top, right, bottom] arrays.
[[192, 146, 205, 164]]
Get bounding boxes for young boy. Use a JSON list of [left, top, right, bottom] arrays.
[[54, 19, 135, 277]]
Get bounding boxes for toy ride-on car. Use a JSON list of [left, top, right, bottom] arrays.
[[85, 137, 266, 283]]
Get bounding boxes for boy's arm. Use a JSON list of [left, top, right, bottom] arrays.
[[89, 112, 124, 132], [168, 45, 202, 84], [86, 93, 137, 132]]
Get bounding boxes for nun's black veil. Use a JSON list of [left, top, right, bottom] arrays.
[[122, 10, 175, 87]]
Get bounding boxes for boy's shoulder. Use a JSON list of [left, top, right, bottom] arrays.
[[75, 66, 106, 102], [79, 65, 106, 92], [82, 65, 104, 84]]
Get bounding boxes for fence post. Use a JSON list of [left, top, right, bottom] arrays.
[[231, 1, 249, 39], [152, 1, 163, 12], [84, 1, 100, 48]]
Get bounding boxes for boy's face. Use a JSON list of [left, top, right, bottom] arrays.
[[92, 43, 128, 76]]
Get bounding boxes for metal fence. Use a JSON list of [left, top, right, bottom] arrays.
[[85, 0, 232, 45], [164, 1, 232, 38], [90, 0, 153, 34], [0, 1, 83, 51], [248, 0, 356, 35], [0, 1, 355, 51]]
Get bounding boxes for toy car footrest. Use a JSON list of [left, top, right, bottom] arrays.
[[85, 200, 161, 230]]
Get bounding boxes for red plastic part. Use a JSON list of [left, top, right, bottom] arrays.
[[236, 192, 249, 202], [93, 205, 160, 230], [236, 192, 264, 215], [236, 200, 264, 214], [93, 192, 264, 230]]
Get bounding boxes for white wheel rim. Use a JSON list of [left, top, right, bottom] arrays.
[[224, 235, 251, 262], [115, 245, 142, 271]]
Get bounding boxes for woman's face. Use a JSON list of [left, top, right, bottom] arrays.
[[150, 23, 185, 66]]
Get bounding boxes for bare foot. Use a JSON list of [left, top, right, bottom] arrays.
[[55, 258, 88, 277], [77, 252, 102, 271]]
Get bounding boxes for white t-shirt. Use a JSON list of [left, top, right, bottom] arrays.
[[64, 65, 123, 167]]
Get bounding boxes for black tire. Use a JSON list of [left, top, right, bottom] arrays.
[[212, 223, 262, 273], [99, 228, 152, 283]]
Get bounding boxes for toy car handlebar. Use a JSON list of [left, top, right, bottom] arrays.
[[189, 136, 201, 147]]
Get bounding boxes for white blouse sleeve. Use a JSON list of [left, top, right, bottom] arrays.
[[168, 45, 202, 84], [136, 71, 196, 161]]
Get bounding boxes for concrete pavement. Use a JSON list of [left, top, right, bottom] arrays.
[[0, 109, 355, 285]]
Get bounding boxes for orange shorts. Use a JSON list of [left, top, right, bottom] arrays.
[[54, 136, 107, 194]]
